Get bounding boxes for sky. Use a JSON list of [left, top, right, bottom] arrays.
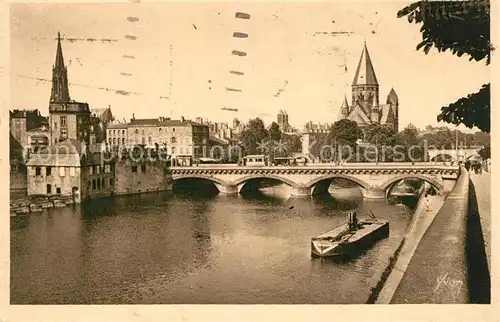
[[9, 2, 490, 132]]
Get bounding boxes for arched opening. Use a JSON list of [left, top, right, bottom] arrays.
[[172, 178, 221, 197], [234, 176, 295, 199], [306, 175, 368, 202], [382, 175, 442, 209]]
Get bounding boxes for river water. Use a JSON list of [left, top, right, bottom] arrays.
[[11, 185, 415, 304]]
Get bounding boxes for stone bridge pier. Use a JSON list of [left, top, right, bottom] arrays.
[[170, 164, 460, 200]]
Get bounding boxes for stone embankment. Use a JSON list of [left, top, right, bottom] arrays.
[[374, 185, 445, 303], [389, 166, 490, 303]]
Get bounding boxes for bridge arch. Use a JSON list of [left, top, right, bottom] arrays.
[[304, 174, 371, 195], [379, 174, 443, 195], [230, 174, 298, 189]]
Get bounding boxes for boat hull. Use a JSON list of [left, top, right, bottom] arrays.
[[311, 220, 389, 258]]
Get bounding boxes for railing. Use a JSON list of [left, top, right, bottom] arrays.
[[170, 162, 460, 171]]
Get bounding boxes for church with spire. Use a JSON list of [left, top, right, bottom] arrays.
[[339, 41, 399, 133], [48, 32, 93, 146]]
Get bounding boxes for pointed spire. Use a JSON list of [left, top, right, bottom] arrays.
[[55, 32, 64, 69], [387, 87, 399, 105], [50, 32, 70, 103], [341, 94, 349, 108], [352, 41, 378, 86]]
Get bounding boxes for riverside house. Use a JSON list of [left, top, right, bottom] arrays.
[[26, 139, 115, 203]]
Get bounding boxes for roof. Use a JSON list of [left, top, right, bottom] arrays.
[[352, 42, 379, 86], [116, 118, 209, 128], [26, 153, 81, 167], [10, 133, 24, 152], [38, 138, 86, 155], [28, 125, 50, 133], [91, 107, 114, 124], [387, 88, 399, 105]]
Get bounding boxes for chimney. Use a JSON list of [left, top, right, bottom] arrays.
[[181, 116, 185, 122]]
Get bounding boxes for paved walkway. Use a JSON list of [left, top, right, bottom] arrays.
[[470, 172, 491, 271], [376, 193, 445, 304]]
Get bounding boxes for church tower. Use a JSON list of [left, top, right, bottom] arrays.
[[340, 94, 349, 120], [351, 41, 379, 123], [48, 32, 92, 146], [50, 32, 70, 103], [386, 88, 399, 132]]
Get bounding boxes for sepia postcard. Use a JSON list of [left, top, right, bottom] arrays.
[[0, 0, 498, 321]]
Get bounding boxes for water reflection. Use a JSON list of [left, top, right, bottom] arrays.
[[11, 188, 414, 304]]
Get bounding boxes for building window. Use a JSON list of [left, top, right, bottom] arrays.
[[122, 130, 125, 135], [135, 129, 139, 134], [171, 137, 176, 144], [113, 138, 116, 145], [132, 166, 137, 173], [61, 129, 68, 139], [159, 128, 162, 132], [56, 187, 61, 194], [97, 178, 101, 189], [109, 138, 112, 144], [101, 178, 105, 188], [141, 164, 146, 173], [96, 166, 100, 174], [70, 167, 76, 177], [59, 167, 66, 177], [171, 147, 176, 154], [61, 116, 67, 126], [89, 166, 94, 175], [142, 137, 145, 145], [148, 137, 152, 145], [92, 179, 96, 190], [110, 178, 114, 186], [105, 164, 110, 173], [35, 167, 42, 176], [46, 167, 52, 176], [122, 138, 125, 145], [46, 184, 52, 194]]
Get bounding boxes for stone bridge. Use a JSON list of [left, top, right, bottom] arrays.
[[170, 163, 460, 199]]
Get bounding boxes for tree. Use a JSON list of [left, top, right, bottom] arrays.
[[478, 146, 491, 159], [239, 118, 269, 155], [394, 124, 426, 161], [329, 119, 362, 147], [268, 122, 282, 142], [398, 0, 491, 132], [364, 124, 396, 146]]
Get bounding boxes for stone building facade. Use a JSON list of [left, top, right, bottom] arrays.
[[106, 116, 210, 159], [25, 139, 115, 203]]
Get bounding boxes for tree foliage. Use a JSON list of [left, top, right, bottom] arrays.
[[398, 0, 491, 132], [268, 122, 282, 142], [239, 118, 269, 155], [364, 124, 397, 146], [329, 119, 362, 147]]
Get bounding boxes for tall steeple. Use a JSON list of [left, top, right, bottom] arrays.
[[50, 32, 71, 103], [352, 41, 378, 86], [340, 94, 349, 116], [351, 41, 379, 113]]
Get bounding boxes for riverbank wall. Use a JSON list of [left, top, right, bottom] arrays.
[[114, 159, 172, 196], [390, 165, 486, 303], [372, 182, 444, 303]]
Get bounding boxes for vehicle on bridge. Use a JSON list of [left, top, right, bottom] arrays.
[[241, 154, 270, 166], [311, 211, 389, 258]]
